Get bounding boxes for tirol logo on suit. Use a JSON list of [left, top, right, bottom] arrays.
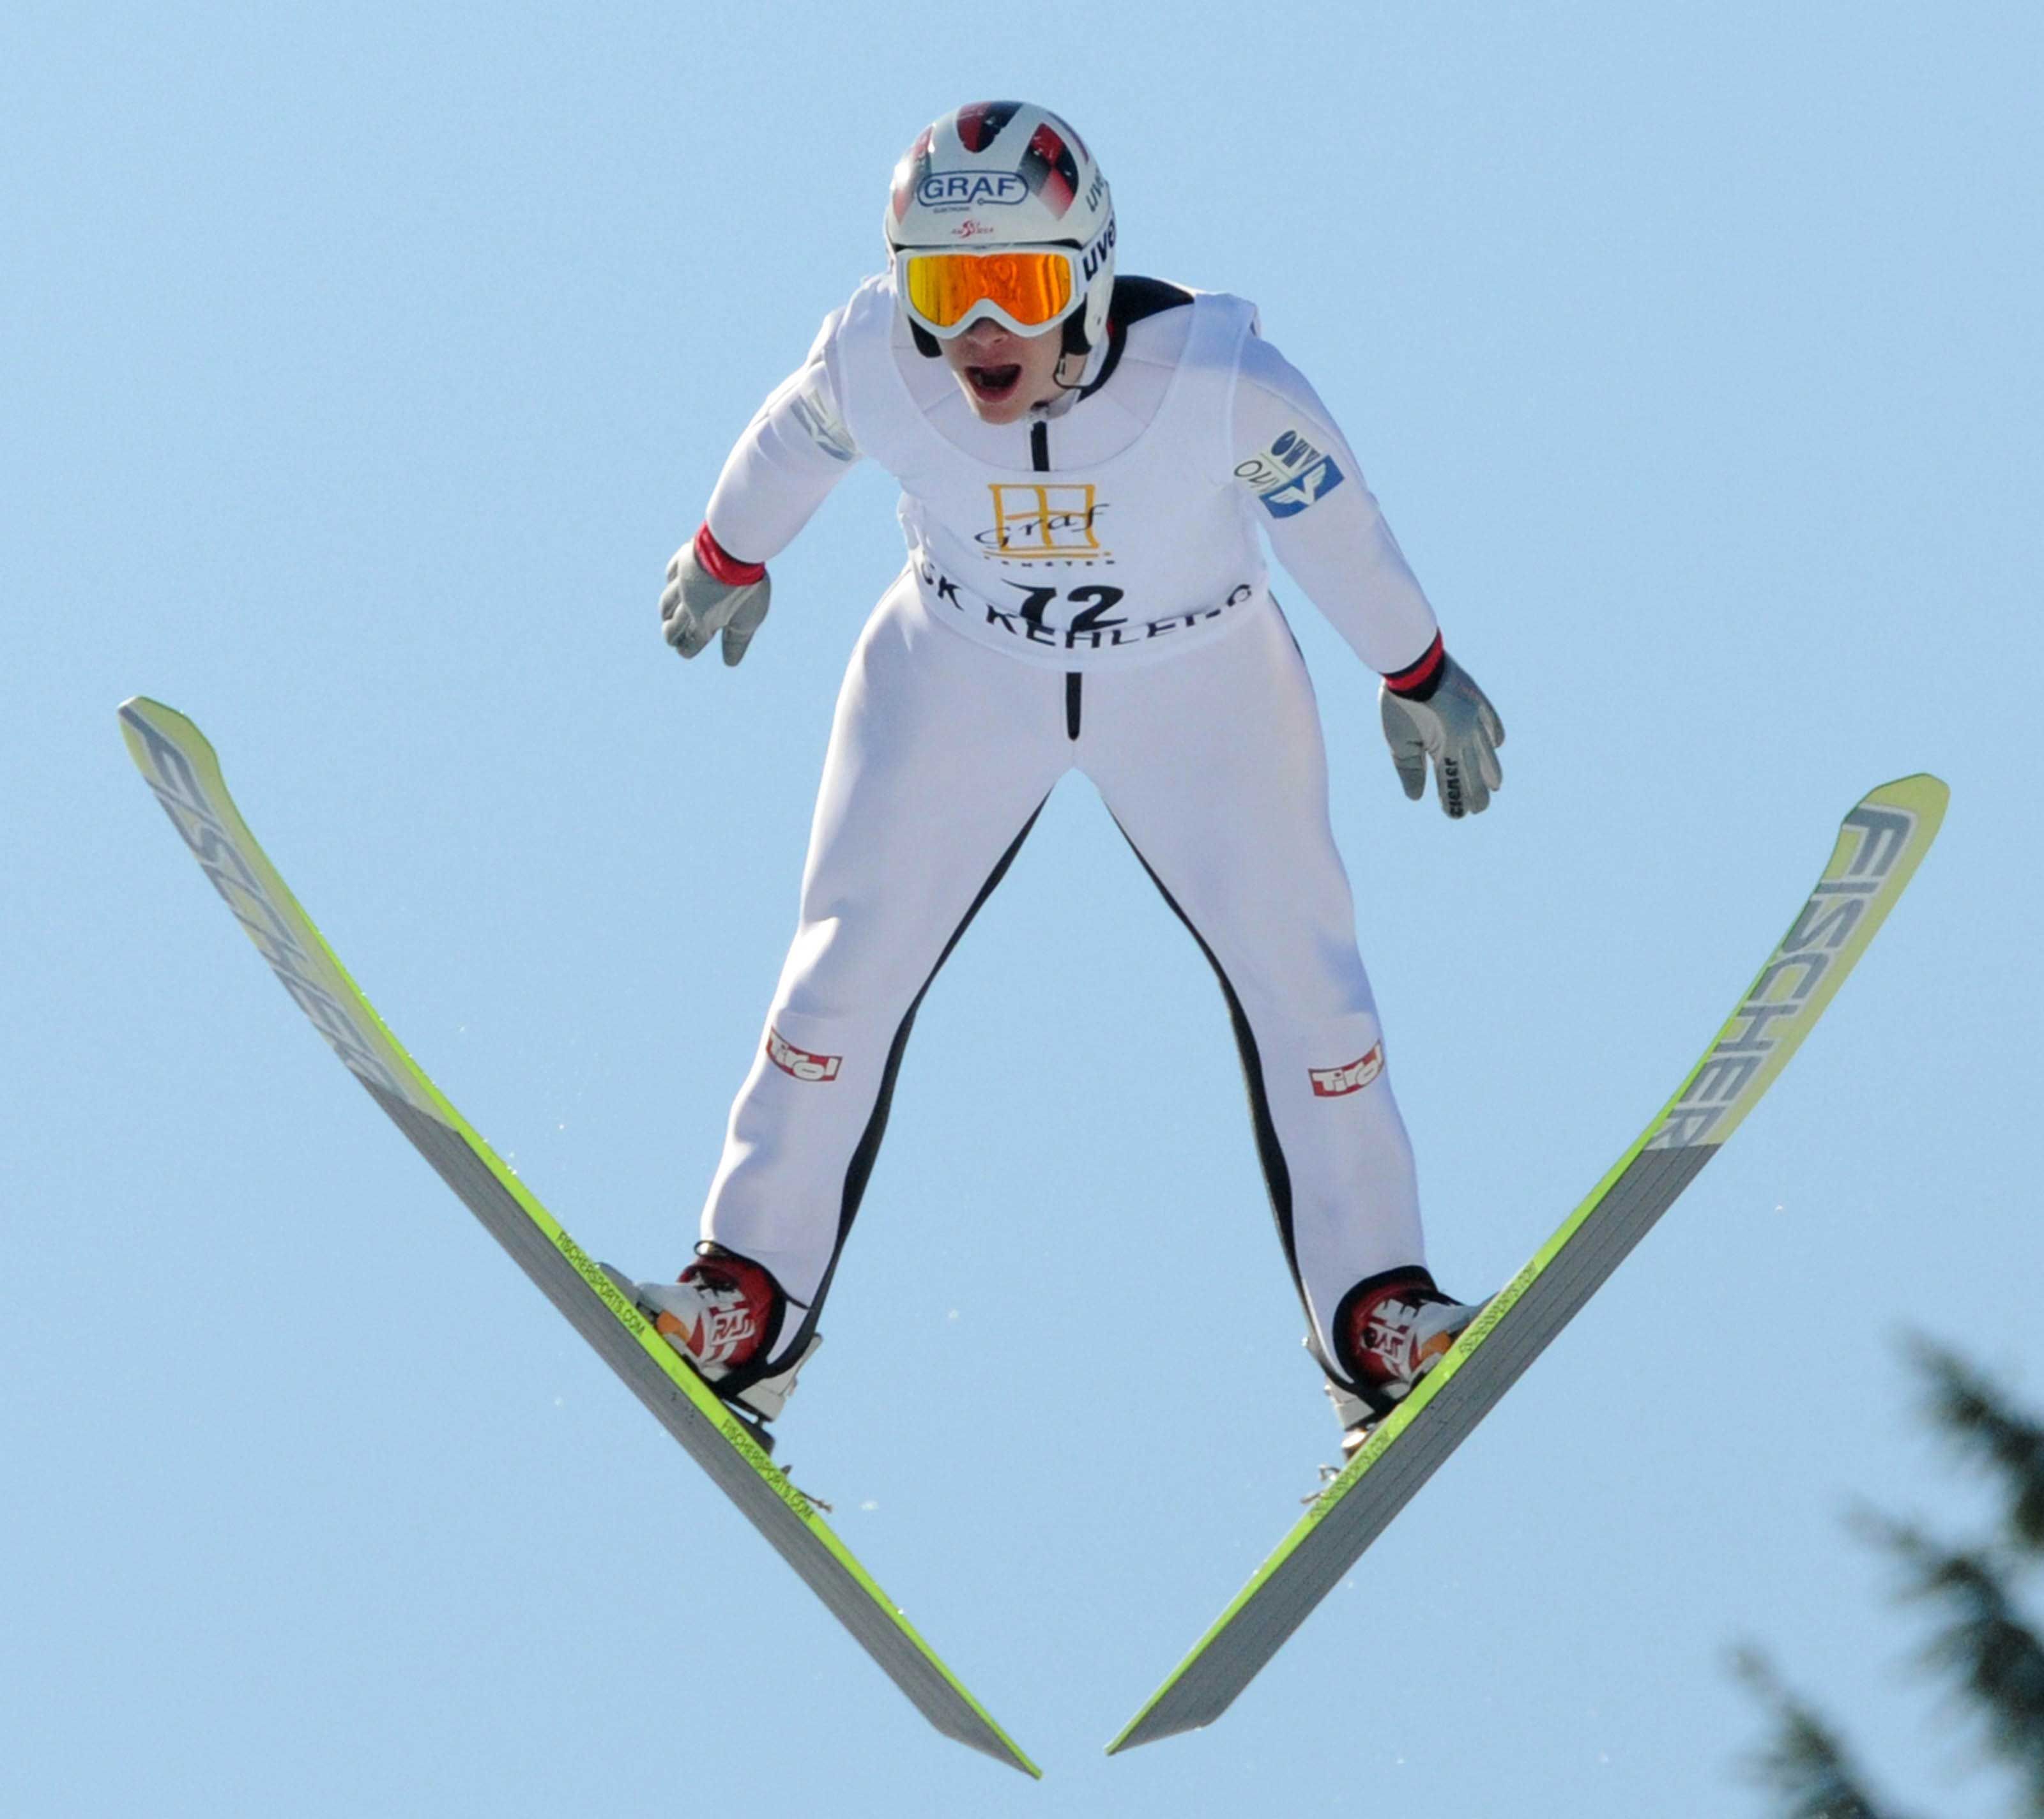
[[1309, 1044, 1384, 1097], [766, 1028, 843, 1083]]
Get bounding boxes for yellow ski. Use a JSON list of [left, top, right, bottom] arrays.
[[119, 697, 1038, 1778], [1110, 775, 1948, 1753]]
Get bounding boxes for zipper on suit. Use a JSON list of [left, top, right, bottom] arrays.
[[1032, 419, 1081, 740]]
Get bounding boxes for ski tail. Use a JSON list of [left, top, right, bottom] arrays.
[[119, 697, 1040, 1778], [1108, 774, 1948, 1753]]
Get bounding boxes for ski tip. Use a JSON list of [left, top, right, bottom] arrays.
[[118, 696, 211, 753], [1852, 773, 1951, 857], [1862, 772, 1950, 818]]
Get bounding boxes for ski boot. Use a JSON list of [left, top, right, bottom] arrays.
[[632, 1245, 819, 1448], [1327, 1266, 1484, 1461]]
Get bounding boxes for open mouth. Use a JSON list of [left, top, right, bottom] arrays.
[[965, 363, 1023, 402]]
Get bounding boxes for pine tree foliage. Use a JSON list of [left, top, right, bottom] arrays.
[[1909, 1337, 2044, 1556], [1856, 1516, 2044, 1815], [1734, 1648, 1912, 1819], [1737, 1341, 2044, 1818]]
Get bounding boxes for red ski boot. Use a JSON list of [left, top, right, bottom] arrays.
[[1328, 1266, 1483, 1459], [634, 1247, 818, 1424]]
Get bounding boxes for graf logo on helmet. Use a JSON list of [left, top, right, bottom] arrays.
[[917, 171, 1028, 209]]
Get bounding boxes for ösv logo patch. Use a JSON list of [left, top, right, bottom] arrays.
[[1237, 427, 1346, 517], [1258, 454, 1345, 519]]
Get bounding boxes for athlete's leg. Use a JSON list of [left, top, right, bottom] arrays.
[[1080, 602, 1425, 1374], [699, 575, 1072, 1368]]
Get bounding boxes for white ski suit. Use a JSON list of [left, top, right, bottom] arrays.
[[691, 273, 1447, 1387]]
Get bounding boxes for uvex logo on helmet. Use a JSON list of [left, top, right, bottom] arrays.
[[1081, 215, 1117, 281], [917, 171, 1028, 209]]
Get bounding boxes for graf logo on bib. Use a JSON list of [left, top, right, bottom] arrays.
[[979, 483, 1113, 562]]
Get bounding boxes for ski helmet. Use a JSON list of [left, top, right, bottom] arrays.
[[885, 101, 1115, 362]]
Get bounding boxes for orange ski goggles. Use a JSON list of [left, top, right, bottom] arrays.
[[896, 246, 1083, 338]]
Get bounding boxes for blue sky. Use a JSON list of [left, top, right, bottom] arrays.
[[6, 4, 2041, 1813]]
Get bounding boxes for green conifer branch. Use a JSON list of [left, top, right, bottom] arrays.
[[1907, 1337, 2044, 1557], [1856, 1515, 2044, 1815], [1732, 1647, 1914, 1819]]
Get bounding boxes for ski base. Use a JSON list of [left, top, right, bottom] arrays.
[[119, 697, 1039, 1779], [1109, 773, 1947, 1753]]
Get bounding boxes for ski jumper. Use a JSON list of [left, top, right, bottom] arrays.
[[690, 273, 1445, 1394]]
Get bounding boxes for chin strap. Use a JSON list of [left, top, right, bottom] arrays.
[[1050, 308, 1098, 393]]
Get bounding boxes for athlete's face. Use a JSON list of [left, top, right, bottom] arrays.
[[940, 316, 1067, 424]]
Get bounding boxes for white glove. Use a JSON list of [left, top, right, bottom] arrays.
[[1380, 653, 1505, 818], [660, 538, 771, 666]]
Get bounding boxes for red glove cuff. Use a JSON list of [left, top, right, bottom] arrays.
[[694, 522, 766, 587], [1383, 632, 1446, 701]]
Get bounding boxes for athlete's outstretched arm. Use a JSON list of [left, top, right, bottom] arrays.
[[660, 312, 866, 666], [1231, 335, 1504, 816], [1230, 333, 1437, 672]]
